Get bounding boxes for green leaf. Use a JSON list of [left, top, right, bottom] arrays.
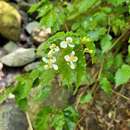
[[33, 86, 51, 101], [100, 77, 112, 94], [67, 0, 100, 20], [77, 0, 98, 13], [108, 0, 126, 6], [14, 74, 33, 100], [16, 98, 28, 111], [51, 112, 65, 130], [64, 106, 79, 130], [64, 106, 79, 121], [101, 34, 112, 53], [114, 53, 123, 68], [75, 47, 87, 87], [115, 64, 130, 86], [104, 53, 114, 69], [40, 69, 55, 86], [80, 92, 93, 104], [58, 51, 76, 86], [28, 1, 45, 13], [35, 107, 52, 130], [88, 28, 107, 41]]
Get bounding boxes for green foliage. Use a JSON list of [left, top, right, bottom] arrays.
[[100, 34, 112, 53], [0, 85, 16, 104], [115, 64, 130, 86], [34, 107, 52, 130], [29, 0, 65, 32], [37, 32, 91, 87], [108, 0, 126, 6], [63, 106, 79, 130], [34, 106, 78, 130], [80, 92, 93, 104], [100, 77, 112, 94]]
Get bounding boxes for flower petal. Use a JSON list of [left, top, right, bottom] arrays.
[[72, 51, 75, 55], [46, 27, 51, 34], [70, 62, 76, 69], [51, 57, 56, 63], [68, 43, 75, 48], [60, 41, 67, 48], [64, 55, 70, 62], [55, 46, 60, 52], [44, 64, 49, 70], [50, 44, 56, 49], [73, 56, 78, 62], [42, 57, 48, 63], [66, 37, 73, 43], [52, 64, 58, 70]]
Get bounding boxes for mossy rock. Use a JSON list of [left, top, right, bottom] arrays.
[[0, 1, 21, 41]]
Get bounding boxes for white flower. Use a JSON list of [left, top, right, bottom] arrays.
[[48, 44, 60, 57], [64, 51, 78, 69], [42, 57, 58, 70], [49, 44, 60, 52], [60, 37, 75, 48], [66, 37, 73, 43], [48, 50, 54, 57], [60, 41, 68, 48]]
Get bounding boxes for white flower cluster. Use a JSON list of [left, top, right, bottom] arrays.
[[42, 37, 78, 70], [42, 44, 59, 70]]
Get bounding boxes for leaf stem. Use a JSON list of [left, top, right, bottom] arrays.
[[26, 112, 34, 130]]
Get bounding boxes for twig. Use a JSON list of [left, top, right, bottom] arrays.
[[64, 23, 69, 32], [91, 63, 104, 94], [26, 112, 34, 130], [112, 90, 130, 102], [110, 27, 130, 51]]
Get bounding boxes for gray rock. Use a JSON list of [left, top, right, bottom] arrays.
[[25, 21, 40, 34], [0, 48, 36, 67], [3, 41, 18, 53], [0, 101, 28, 130], [24, 61, 39, 72]]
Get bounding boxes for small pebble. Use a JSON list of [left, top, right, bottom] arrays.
[[20, 33, 27, 42]]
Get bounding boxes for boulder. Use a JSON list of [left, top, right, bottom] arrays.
[[0, 1, 21, 41], [0, 101, 28, 130], [3, 41, 18, 53], [0, 48, 36, 67]]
